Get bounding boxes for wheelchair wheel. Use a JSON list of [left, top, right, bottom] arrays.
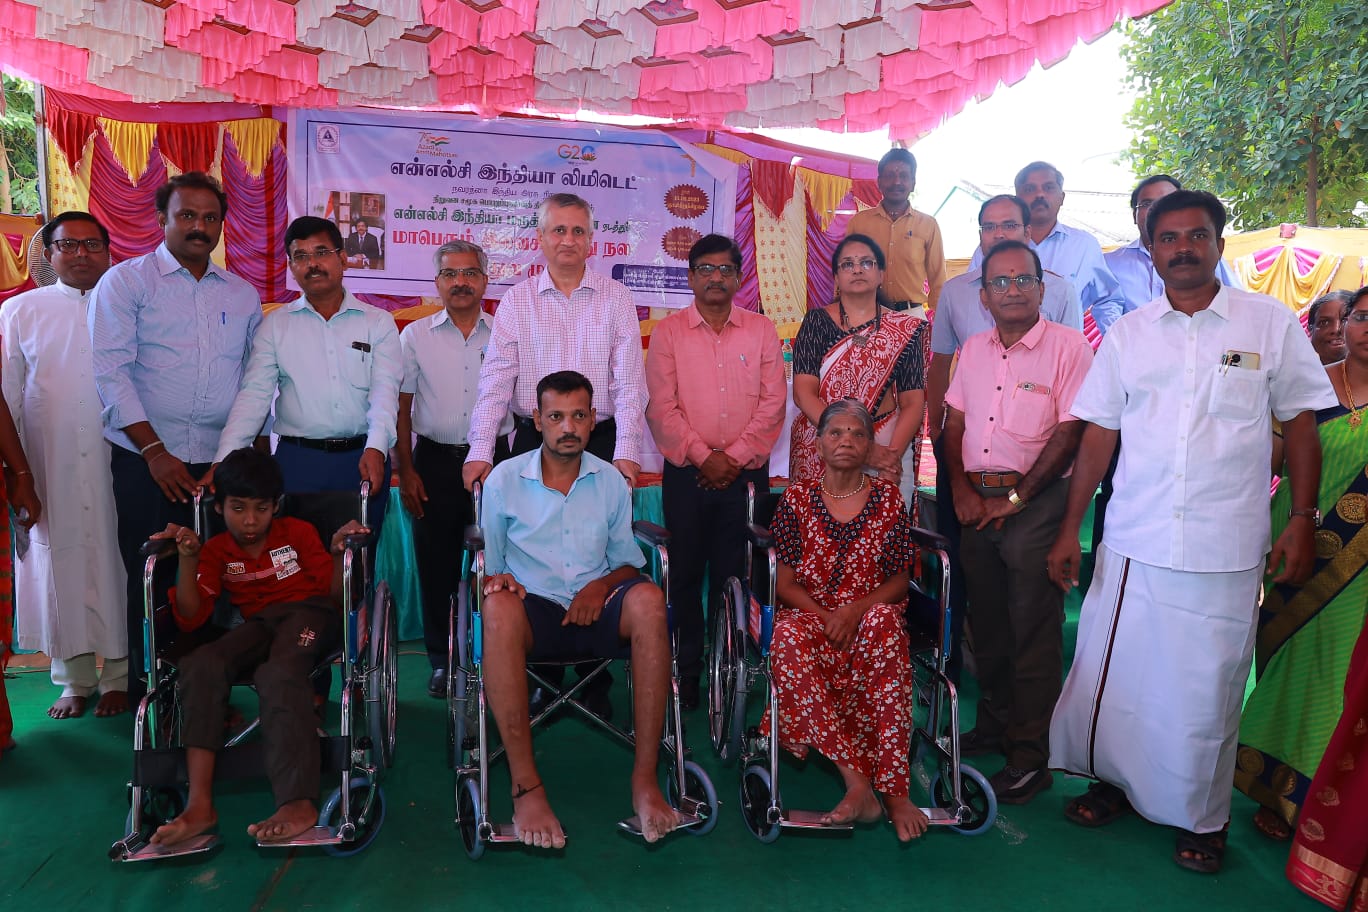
[[739, 762, 781, 843], [125, 786, 188, 838], [366, 583, 398, 769], [928, 763, 997, 836], [450, 585, 474, 770], [320, 777, 386, 856], [664, 759, 719, 836], [456, 775, 486, 860], [708, 579, 742, 764]]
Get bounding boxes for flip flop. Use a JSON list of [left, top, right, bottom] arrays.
[[1174, 826, 1228, 874], [1063, 781, 1132, 828]]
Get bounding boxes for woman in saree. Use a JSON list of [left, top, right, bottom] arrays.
[[1235, 287, 1368, 840], [0, 397, 43, 761], [788, 235, 926, 493], [769, 399, 928, 841]]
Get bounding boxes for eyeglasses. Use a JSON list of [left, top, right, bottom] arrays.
[[289, 247, 342, 265], [1134, 199, 1158, 211], [438, 267, 485, 280], [691, 264, 739, 277], [50, 238, 109, 253], [1347, 312, 1368, 325], [979, 221, 1022, 234], [837, 257, 878, 273], [984, 274, 1042, 294]]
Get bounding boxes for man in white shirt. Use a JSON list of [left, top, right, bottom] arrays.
[[1045, 190, 1335, 874], [2, 212, 127, 719], [397, 240, 511, 698], [215, 216, 400, 534]]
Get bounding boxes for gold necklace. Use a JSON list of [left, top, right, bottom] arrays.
[[1344, 360, 1364, 428], [820, 472, 867, 499]]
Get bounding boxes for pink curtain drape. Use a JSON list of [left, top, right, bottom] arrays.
[[88, 132, 167, 264]]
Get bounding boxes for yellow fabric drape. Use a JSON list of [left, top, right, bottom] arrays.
[[45, 139, 94, 217], [0, 215, 39, 291], [753, 174, 808, 324], [223, 119, 281, 179], [1232, 247, 1342, 311], [695, 143, 752, 167], [97, 118, 158, 185], [795, 167, 851, 232]]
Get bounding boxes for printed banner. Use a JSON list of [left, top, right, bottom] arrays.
[[288, 109, 736, 306]]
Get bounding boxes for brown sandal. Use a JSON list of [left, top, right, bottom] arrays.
[[1063, 781, 1132, 828]]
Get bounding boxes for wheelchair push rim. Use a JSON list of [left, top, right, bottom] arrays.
[[319, 776, 387, 856], [366, 583, 398, 770]]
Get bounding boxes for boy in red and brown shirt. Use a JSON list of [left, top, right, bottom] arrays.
[[148, 447, 366, 847]]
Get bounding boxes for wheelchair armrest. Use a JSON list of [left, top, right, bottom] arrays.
[[746, 524, 774, 550], [632, 521, 670, 548], [463, 524, 484, 552], [139, 538, 178, 561], [909, 526, 951, 553]]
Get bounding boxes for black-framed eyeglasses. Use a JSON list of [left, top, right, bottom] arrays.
[[289, 247, 342, 265], [691, 264, 739, 277], [51, 238, 108, 253], [1135, 199, 1158, 211], [438, 267, 485, 280], [984, 274, 1042, 294], [979, 221, 1022, 234], [837, 257, 878, 273]]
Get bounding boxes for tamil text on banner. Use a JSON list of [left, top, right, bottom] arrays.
[[288, 110, 737, 306]]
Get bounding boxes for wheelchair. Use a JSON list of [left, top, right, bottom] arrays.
[[446, 483, 718, 858], [109, 482, 398, 861], [709, 484, 998, 841]]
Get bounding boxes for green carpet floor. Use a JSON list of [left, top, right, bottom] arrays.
[[0, 629, 1322, 912]]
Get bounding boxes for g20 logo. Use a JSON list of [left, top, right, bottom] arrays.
[[558, 144, 598, 162]]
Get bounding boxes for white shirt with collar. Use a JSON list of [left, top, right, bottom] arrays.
[[400, 308, 512, 445], [215, 289, 401, 461], [1069, 284, 1335, 572]]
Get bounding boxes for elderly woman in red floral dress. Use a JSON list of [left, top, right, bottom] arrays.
[[768, 398, 927, 841]]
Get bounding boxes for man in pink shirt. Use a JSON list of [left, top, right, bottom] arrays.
[[942, 239, 1093, 804], [645, 234, 787, 709]]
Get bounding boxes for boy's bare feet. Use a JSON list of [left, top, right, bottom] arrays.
[[95, 691, 129, 717], [248, 799, 318, 842], [884, 795, 930, 841], [820, 784, 883, 826], [631, 773, 679, 843], [151, 803, 218, 845], [511, 783, 566, 849], [47, 695, 87, 719]]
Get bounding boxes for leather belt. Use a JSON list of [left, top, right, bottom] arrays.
[[278, 434, 366, 453], [968, 470, 1022, 488], [417, 436, 470, 456]]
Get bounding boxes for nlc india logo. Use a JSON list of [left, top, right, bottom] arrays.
[[316, 124, 341, 153]]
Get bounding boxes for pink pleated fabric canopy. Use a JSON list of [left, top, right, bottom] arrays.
[[0, 0, 1170, 140]]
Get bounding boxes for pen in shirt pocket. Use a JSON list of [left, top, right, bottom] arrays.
[[220, 312, 226, 326]]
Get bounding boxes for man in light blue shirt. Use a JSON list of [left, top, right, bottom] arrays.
[[479, 370, 678, 849], [1101, 174, 1241, 334], [215, 216, 400, 533], [89, 172, 261, 708]]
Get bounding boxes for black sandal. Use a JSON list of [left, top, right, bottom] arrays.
[[1063, 781, 1132, 828], [1174, 825, 1228, 874]]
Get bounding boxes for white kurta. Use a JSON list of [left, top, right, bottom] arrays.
[[1, 281, 126, 659]]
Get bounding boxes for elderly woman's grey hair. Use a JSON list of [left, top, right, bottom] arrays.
[[816, 398, 875, 438]]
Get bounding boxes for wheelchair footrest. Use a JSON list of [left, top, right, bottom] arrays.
[[114, 832, 219, 862], [255, 825, 340, 848], [616, 808, 703, 838], [483, 822, 522, 844], [781, 809, 854, 830], [922, 807, 962, 826]]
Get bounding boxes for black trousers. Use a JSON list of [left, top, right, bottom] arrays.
[[110, 444, 212, 711], [508, 417, 617, 696], [178, 599, 340, 808], [661, 462, 768, 681], [931, 436, 969, 685], [414, 436, 508, 669]]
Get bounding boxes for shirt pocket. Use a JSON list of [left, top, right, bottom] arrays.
[[1208, 366, 1267, 421], [1005, 384, 1057, 439], [340, 337, 372, 390]]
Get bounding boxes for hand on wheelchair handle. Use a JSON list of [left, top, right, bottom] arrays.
[[483, 573, 525, 600], [331, 520, 371, 554], [148, 450, 198, 503], [147, 523, 200, 559], [463, 460, 492, 492]]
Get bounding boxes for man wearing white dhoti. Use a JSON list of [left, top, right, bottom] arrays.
[[1044, 191, 1336, 874], [1, 212, 128, 719]]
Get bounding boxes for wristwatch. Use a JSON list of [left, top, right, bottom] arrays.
[[1290, 507, 1322, 528], [1007, 488, 1027, 511]]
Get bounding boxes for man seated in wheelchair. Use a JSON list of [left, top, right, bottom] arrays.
[[145, 447, 367, 847], [481, 370, 677, 847]]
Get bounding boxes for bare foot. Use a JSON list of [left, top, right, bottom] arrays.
[[631, 774, 679, 844], [47, 695, 87, 719], [95, 691, 129, 717], [884, 795, 930, 841], [151, 803, 218, 845], [1253, 806, 1293, 841], [820, 783, 883, 826], [247, 799, 318, 843], [511, 784, 566, 849]]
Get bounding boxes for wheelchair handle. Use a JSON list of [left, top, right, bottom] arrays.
[[909, 526, 951, 554], [359, 480, 371, 525], [746, 523, 774, 550], [463, 524, 485, 553], [471, 481, 482, 528], [342, 532, 374, 552], [139, 538, 177, 560], [631, 520, 670, 547]]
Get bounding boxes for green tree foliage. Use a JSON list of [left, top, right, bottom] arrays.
[[1, 75, 41, 215], [1123, 1, 1368, 228]]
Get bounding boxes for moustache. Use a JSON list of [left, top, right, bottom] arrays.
[[186, 232, 212, 243], [446, 286, 476, 297], [305, 270, 325, 280], [1167, 255, 1200, 268], [557, 435, 580, 444], [1031, 198, 1049, 208]]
